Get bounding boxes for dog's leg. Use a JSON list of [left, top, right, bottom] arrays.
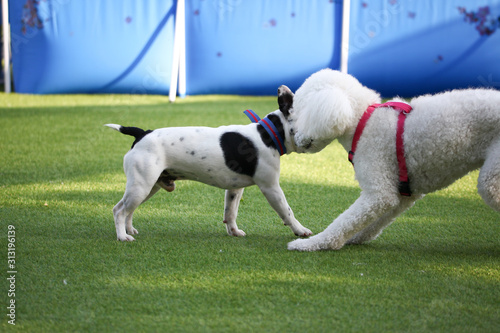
[[114, 161, 163, 241], [115, 185, 159, 241], [113, 199, 135, 241], [223, 188, 246, 236], [123, 185, 162, 237], [477, 141, 500, 212], [258, 183, 312, 237], [346, 195, 422, 245], [288, 191, 399, 251]]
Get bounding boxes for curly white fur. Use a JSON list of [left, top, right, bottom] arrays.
[[277, 69, 500, 251]]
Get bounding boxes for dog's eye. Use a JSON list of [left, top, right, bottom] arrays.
[[290, 128, 295, 136]]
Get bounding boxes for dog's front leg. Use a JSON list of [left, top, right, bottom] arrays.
[[258, 184, 312, 237], [223, 188, 246, 236], [346, 195, 422, 245], [288, 191, 399, 251]]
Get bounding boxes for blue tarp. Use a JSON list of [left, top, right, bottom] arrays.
[[11, 0, 176, 94], [348, 0, 500, 96], [8, 0, 500, 96], [184, 0, 342, 95], [10, 0, 341, 95]]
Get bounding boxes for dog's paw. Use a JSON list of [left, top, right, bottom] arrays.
[[127, 227, 139, 235], [287, 238, 316, 251], [287, 234, 342, 251], [227, 227, 246, 237], [224, 220, 246, 236], [294, 227, 313, 238], [117, 234, 136, 241]]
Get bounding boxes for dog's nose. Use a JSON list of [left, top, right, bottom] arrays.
[[294, 133, 313, 149], [304, 140, 313, 150]]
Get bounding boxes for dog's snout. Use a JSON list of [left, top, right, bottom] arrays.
[[294, 133, 314, 150], [304, 139, 313, 150]]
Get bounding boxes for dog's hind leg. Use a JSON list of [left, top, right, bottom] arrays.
[[223, 188, 246, 236], [113, 198, 136, 241], [346, 195, 422, 245], [288, 191, 400, 251], [114, 161, 164, 241], [123, 185, 162, 238], [477, 141, 500, 212]]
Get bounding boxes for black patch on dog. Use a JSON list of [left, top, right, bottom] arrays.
[[257, 114, 286, 151], [220, 132, 258, 177], [118, 126, 153, 149]]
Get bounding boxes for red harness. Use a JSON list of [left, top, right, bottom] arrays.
[[349, 102, 413, 196]]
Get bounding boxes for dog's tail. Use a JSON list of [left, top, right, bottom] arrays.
[[105, 124, 153, 148]]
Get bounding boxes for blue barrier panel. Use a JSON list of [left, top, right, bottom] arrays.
[[9, 0, 342, 95], [10, 0, 175, 94], [184, 0, 343, 95], [10, 1, 498, 96], [348, 0, 500, 97]]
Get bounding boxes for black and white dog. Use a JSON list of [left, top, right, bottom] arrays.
[[106, 91, 312, 241]]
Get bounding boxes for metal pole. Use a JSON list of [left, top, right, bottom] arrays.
[[2, 0, 11, 93], [178, 0, 186, 98], [340, 0, 350, 74], [169, 0, 185, 102]]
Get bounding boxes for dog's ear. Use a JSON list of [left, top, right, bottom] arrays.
[[277, 85, 294, 117]]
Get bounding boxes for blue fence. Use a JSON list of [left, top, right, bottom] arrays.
[[8, 0, 500, 97], [348, 0, 500, 97]]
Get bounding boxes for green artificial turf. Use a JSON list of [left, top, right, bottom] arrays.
[[0, 93, 499, 332]]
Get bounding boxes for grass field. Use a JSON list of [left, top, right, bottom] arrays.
[[1, 93, 499, 332]]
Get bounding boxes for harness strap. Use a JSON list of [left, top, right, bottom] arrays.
[[244, 109, 287, 155], [396, 110, 411, 196], [349, 102, 413, 196], [348, 104, 378, 163]]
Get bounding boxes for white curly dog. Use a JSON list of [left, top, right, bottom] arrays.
[[278, 69, 500, 251]]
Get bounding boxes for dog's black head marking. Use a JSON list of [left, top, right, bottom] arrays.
[[277, 85, 294, 117]]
